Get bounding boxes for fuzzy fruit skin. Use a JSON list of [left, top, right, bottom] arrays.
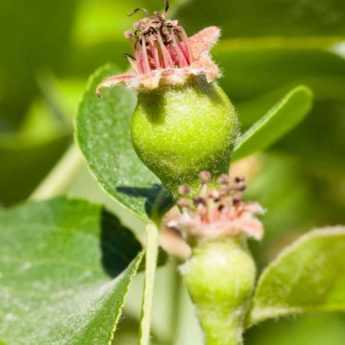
[[131, 79, 239, 195], [181, 238, 256, 345]]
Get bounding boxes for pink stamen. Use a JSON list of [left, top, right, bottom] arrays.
[[178, 28, 193, 64], [134, 46, 144, 74], [156, 32, 174, 68], [171, 32, 188, 67], [150, 40, 161, 69], [96, 8, 222, 93], [141, 36, 151, 73], [167, 45, 178, 66]]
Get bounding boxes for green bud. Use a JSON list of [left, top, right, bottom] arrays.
[[131, 79, 239, 195], [181, 237, 256, 345]]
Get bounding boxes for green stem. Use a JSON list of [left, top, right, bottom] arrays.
[[30, 144, 83, 200], [140, 223, 159, 345], [169, 258, 182, 345]]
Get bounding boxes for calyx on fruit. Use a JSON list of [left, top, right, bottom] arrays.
[[97, 2, 239, 195]]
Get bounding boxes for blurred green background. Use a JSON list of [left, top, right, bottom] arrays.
[[1, 0, 345, 344]]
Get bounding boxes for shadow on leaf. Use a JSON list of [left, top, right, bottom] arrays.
[[100, 208, 142, 278], [116, 184, 173, 219]]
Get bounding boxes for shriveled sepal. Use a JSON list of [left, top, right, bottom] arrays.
[[166, 171, 265, 243], [96, 9, 221, 94]]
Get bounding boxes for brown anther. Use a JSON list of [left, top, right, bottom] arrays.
[[217, 203, 225, 212], [232, 176, 246, 192], [124, 30, 134, 39], [233, 197, 242, 206], [218, 174, 230, 185], [236, 183, 247, 192], [209, 190, 221, 201], [234, 176, 245, 184], [178, 184, 191, 196], [193, 196, 207, 206], [199, 171, 212, 184]]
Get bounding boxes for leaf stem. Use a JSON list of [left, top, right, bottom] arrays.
[[30, 144, 84, 200], [140, 223, 159, 345]]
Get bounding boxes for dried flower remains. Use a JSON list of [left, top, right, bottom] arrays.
[[97, 2, 221, 93], [166, 171, 265, 241]]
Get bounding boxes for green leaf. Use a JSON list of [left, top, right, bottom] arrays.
[[0, 198, 143, 345], [215, 46, 345, 103], [236, 86, 306, 129], [232, 86, 313, 161], [177, 0, 345, 38], [276, 99, 345, 174], [246, 314, 345, 345], [249, 226, 345, 326], [77, 64, 167, 222]]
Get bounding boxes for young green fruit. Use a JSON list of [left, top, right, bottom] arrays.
[[96, 10, 239, 195], [131, 80, 238, 194], [166, 173, 264, 345], [182, 238, 256, 345]]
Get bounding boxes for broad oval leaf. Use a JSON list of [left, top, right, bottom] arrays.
[[232, 85, 313, 161], [246, 314, 345, 345], [77, 64, 166, 222], [249, 226, 345, 326], [215, 47, 345, 103], [0, 198, 143, 345]]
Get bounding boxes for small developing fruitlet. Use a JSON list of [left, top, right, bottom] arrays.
[[97, 1, 239, 195], [166, 172, 264, 345]]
